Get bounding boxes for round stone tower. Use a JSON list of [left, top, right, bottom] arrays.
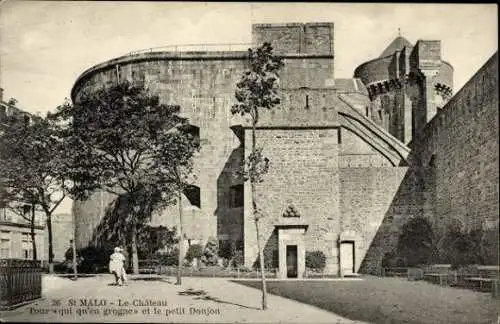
[[71, 49, 249, 251], [354, 35, 453, 144]]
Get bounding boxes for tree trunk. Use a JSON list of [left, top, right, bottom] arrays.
[[176, 189, 184, 285], [72, 206, 78, 279], [252, 118, 268, 310], [30, 204, 37, 260], [254, 216, 268, 310], [72, 238, 78, 279], [46, 213, 54, 273], [131, 223, 139, 274]]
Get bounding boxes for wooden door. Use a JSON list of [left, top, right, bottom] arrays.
[[286, 245, 298, 278], [340, 242, 355, 275]]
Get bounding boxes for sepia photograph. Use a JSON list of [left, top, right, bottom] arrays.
[[0, 2, 498, 323]]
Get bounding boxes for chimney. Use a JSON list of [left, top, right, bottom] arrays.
[[0, 88, 3, 102]]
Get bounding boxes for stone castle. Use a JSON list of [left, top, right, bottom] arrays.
[[71, 22, 499, 278]]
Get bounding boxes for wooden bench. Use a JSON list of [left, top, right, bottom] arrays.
[[382, 267, 408, 277], [423, 264, 452, 286], [138, 259, 160, 275], [465, 265, 499, 292]]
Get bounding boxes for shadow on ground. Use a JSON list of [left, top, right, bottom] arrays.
[[178, 288, 260, 310], [52, 274, 97, 279], [232, 278, 498, 324], [129, 276, 173, 283]]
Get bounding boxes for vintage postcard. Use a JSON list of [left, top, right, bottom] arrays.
[[0, 2, 498, 323]]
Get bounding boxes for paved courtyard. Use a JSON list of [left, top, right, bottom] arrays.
[[235, 277, 499, 324], [0, 274, 367, 323]]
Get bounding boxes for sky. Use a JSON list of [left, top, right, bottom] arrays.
[[0, 1, 498, 214]]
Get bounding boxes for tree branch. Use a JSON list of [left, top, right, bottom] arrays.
[[49, 195, 66, 215]]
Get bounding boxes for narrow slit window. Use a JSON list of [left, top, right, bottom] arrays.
[[229, 184, 244, 208]]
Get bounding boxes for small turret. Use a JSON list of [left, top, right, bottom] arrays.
[[353, 33, 453, 145]]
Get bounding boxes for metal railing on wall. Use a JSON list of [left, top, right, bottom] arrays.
[[125, 43, 254, 56], [0, 259, 42, 310]]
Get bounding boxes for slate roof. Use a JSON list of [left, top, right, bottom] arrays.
[[379, 36, 413, 58]]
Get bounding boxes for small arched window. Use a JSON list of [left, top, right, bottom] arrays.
[[184, 185, 200, 208], [229, 184, 244, 208]]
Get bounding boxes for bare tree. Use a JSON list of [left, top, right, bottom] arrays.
[[231, 43, 283, 310]]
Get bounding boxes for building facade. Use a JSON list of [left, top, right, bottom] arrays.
[[0, 89, 46, 260], [71, 22, 498, 278]]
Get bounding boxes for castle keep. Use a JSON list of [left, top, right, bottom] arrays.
[[71, 22, 499, 278]]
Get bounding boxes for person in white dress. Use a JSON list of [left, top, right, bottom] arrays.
[[109, 247, 127, 285]]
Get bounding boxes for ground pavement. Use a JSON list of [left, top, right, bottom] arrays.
[[0, 274, 369, 323]]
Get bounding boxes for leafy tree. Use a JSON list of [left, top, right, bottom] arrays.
[[7, 98, 17, 106], [253, 248, 279, 270], [231, 42, 283, 310], [51, 81, 199, 275], [480, 223, 499, 265], [305, 251, 327, 270], [0, 113, 72, 272], [232, 250, 244, 268], [219, 240, 236, 261], [137, 225, 177, 259], [157, 248, 179, 266], [397, 216, 434, 266], [153, 122, 199, 284], [201, 237, 219, 266], [185, 243, 204, 264]]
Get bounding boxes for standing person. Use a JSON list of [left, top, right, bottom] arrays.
[[109, 247, 126, 286], [118, 247, 128, 285]]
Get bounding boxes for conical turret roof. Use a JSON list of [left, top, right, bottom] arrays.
[[379, 36, 413, 57]]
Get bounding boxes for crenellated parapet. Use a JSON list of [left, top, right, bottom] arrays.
[[366, 78, 404, 99], [435, 83, 453, 102]]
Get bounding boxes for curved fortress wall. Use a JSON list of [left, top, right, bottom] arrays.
[[72, 52, 249, 251], [72, 22, 338, 259]]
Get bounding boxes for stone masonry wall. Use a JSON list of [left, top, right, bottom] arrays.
[[45, 213, 74, 262], [338, 125, 416, 274], [340, 167, 416, 274], [411, 52, 498, 257], [244, 128, 340, 274]]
